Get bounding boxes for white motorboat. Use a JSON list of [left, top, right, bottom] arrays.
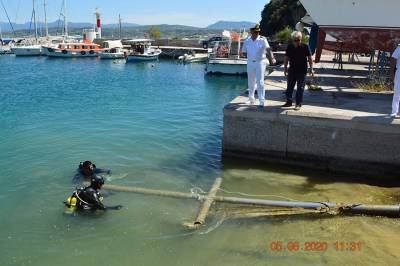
[[99, 40, 125, 59], [125, 39, 162, 62], [178, 52, 209, 63], [205, 31, 262, 75], [99, 47, 126, 59]]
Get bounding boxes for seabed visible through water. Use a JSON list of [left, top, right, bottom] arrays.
[[0, 55, 399, 266]]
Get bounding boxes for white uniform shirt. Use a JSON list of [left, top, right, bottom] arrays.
[[392, 46, 400, 74], [242, 36, 270, 62]]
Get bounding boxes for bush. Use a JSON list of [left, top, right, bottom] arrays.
[[274, 27, 309, 44], [274, 27, 293, 42]]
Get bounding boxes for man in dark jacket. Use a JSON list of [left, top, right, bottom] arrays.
[[282, 31, 314, 110]]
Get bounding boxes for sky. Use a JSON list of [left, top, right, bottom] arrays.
[[0, 0, 269, 27]]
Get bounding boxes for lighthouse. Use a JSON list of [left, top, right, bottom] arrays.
[[95, 8, 101, 39]]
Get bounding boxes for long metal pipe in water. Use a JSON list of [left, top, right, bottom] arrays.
[[185, 177, 222, 229], [102, 184, 400, 218]]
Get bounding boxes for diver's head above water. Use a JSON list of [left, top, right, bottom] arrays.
[[90, 174, 105, 190], [79, 161, 96, 177]]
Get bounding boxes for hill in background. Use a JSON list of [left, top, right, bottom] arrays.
[[0, 20, 140, 32], [206, 21, 255, 30], [1, 20, 254, 38]]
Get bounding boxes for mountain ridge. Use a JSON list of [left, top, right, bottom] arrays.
[[0, 20, 256, 33]]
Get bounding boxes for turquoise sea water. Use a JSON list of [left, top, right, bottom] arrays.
[[0, 55, 399, 266]]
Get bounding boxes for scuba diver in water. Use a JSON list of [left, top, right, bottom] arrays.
[[73, 160, 111, 183], [65, 175, 122, 212]]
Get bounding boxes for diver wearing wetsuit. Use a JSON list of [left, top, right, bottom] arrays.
[[65, 175, 122, 211], [73, 160, 111, 183]]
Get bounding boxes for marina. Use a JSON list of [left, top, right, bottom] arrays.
[[0, 53, 399, 266], [1, 0, 400, 265]]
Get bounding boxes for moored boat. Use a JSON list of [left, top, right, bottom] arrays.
[[99, 40, 126, 59], [43, 40, 103, 58], [11, 44, 42, 56], [99, 47, 125, 59], [205, 31, 261, 75], [125, 39, 162, 62]]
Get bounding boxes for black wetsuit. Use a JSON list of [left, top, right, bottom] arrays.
[[74, 186, 105, 211], [73, 168, 111, 183]]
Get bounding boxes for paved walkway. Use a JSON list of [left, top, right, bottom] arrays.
[[230, 56, 399, 126]]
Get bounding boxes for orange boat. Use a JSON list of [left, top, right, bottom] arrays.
[[43, 40, 103, 58]]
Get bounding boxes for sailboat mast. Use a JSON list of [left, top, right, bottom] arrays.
[[119, 14, 122, 39], [63, 0, 68, 39], [33, 0, 38, 42], [44, 0, 48, 37]]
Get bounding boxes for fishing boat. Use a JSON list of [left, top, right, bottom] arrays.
[[205, 31, 252, 75], [99, 47, 125, 59], [99, 40, 126, 59], [125, 39, 162, 62], [299, 0, 400, 53]]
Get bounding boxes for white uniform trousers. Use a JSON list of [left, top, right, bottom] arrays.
[[391, 70, 400, 115], [247, 60, 267, 104]]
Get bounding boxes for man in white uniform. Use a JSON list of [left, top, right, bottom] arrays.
[[241, 24, 276, 106], [390, 45, 400, 117]]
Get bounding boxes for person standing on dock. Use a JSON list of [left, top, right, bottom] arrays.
[[241, 24, 276, 107], [390, 45, 400, 118], [282, 31, 314, 111]]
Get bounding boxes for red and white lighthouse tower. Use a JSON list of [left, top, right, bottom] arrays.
[[95, 8, 101, 39]]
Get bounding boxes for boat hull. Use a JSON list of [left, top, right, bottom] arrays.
[[300, 0, 400, 52], [99, 53, 125, 59], [11, 46, 42, 56], [205, 58, 248, 75], [321, 27, 400, 52], [43, 47, 99, 58], [126, 54, 159, 62]]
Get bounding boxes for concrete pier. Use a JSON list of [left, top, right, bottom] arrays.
[[222, 58, 400, 177]]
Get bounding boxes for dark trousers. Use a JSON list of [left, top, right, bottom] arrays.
[[286, 71, 306, 105]]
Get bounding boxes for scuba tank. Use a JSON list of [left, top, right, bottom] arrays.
[[64, 190, 79, 214]]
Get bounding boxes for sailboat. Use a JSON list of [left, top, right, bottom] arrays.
[[11, 0, 42, 56]]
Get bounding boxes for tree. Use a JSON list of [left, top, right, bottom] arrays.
[[260, 0, 306, 37], [148, 26, 162, 39]]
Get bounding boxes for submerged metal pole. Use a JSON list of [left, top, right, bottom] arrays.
[[102, 184, 400, 218], [184, 177, 222, 229], [103, 184, 197, 200]]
